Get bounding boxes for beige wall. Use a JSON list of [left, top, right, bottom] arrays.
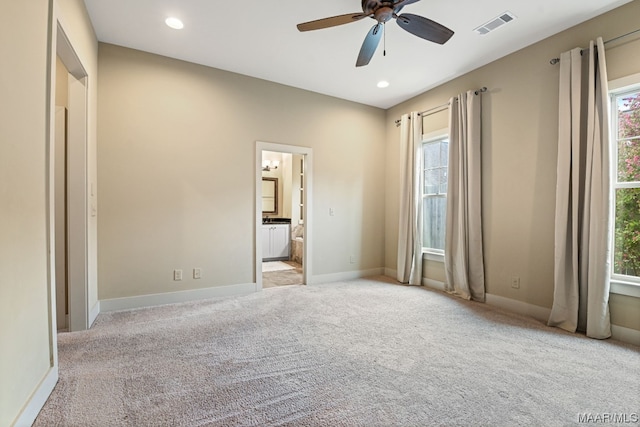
[[385, 1, 640, 332], [0, 1, 53, 425], [97, 43, 386, 300]]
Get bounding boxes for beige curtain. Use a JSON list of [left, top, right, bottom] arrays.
[[444, 91, 485, 301], [548, 38, 612, 339], [397, 112, 423, 285]]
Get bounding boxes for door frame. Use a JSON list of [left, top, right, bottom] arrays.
[[255, 142, 313, 289], [49, 18, 90, 341]]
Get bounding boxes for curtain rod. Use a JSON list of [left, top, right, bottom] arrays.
[[549, 28, 640, 65], [394, 87, 487, 126]]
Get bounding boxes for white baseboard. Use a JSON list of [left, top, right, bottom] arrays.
[[384, 268, 397, 280], [384, 270, 446, 289], [419, 277, 552, 322], [99, 269, 384, 313], [611, 324, 640, 346], [100, 282, 258, 312], [423, 278, 446, 291], [311, 268, 385, 285], [485, 293, 552, 323], [13, 366, 58, 427], [89, 301, 100, 327]]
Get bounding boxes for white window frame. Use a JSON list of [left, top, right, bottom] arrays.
[[609, 73, 640, 298], [421, 128, 449, 263]]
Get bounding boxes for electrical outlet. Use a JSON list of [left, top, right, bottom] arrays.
[[174, 269, 183, 281], [349, 255, 355, 264], [511, 276, 520, 289], [193, 268, 202, 279]]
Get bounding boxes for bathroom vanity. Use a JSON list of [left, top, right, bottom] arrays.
[[262, 223, 290, 261]]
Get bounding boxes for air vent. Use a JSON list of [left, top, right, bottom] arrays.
[[474, 11, 517, 35]]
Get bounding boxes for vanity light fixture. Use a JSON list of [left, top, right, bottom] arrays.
[[262, 160, 280, 172], [165, 17, 184, 30], [377, 80, 390, 88]]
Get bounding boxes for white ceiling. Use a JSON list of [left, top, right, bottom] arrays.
[[83, 0, 630, 109]]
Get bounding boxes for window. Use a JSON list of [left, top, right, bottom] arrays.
[[422, 133, 449, 254], [611, 87, 640, 285]]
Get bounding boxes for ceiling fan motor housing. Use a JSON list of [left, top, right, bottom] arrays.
[[362, 0, 401, 22]]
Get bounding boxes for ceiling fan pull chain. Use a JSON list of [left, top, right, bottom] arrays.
[[383, 22, 387, 56]]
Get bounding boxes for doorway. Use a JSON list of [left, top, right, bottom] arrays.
[[51, 24, 90, 332], [255, 142, 313, 290]]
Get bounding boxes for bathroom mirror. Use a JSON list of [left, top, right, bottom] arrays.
[[262, 177, 278, 214]]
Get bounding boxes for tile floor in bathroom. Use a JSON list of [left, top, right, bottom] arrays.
[[262, 260, 303, 288]]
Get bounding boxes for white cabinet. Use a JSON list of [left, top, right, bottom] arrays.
[[262, 224, 290, 260], [270, 225, 289, 259]]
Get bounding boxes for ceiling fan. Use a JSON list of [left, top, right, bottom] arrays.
[[297, 0, 454, 67]]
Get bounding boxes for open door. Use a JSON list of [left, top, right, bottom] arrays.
[[66, 73, 89, 332], [54, 106, 68, 330]]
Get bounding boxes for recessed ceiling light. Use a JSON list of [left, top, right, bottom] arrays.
[[165, 17, 184, 30], [377, 81, 390, 89]]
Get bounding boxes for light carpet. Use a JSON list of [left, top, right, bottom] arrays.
[[262, 261, 296, 273], [35, 277, 639, 426]]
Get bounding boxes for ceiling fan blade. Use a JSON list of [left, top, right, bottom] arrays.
[[393, 0, 421, 8], [297, 13, 368, 32], [356, 23, 383, 67], [396, 13, 454, 44]]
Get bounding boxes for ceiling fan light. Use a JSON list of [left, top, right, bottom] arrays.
[[165, 17, 184, 30]]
